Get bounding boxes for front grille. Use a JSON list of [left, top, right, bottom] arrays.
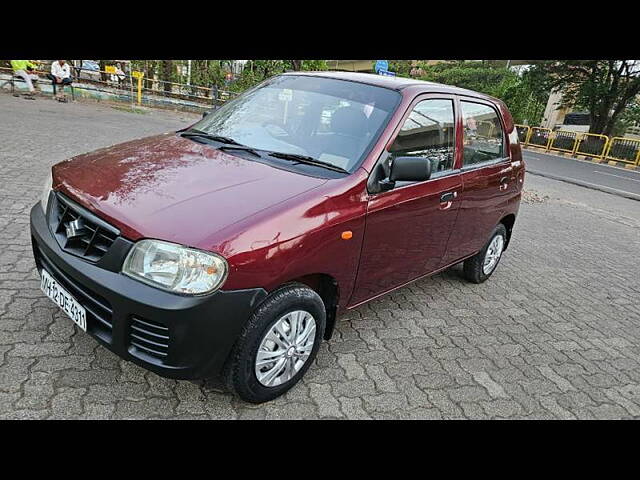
[[51, 193, 119, 262], [36, 245, 113, 342], [129, 316, 170, 359]]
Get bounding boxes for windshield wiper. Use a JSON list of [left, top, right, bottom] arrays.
[[268, 152, 349, 174], [180, 130, 242, 145], [218, 145, 262, 158], [181, 130, 262, 157]]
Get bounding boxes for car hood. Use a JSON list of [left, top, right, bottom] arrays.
[[53, 133, 328, 248]]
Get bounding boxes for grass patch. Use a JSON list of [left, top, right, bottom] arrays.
[[110, 105, 148, 115]]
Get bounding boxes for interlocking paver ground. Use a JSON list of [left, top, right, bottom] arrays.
[[1, 93, 640, 419]]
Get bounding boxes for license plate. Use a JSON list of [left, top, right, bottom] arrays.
[[40, 268, 87, 331]]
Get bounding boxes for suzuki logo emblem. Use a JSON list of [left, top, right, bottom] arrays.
[[65, 219, 85, 239]]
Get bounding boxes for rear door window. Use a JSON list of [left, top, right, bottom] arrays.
[[461, 101, 505, 166]]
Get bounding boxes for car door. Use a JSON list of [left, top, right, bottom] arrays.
[[350, 95, 463, 306], [442, 97, 514, 264]]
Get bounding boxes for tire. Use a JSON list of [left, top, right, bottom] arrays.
[[463, 223, 507, 284], [222, 283, 326, 403]]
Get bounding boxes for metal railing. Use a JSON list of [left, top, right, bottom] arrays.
[[73, 64, 240, 105], [574, 133, 609, 159], [604, 137, 640, 166], [514, 124, 640, 167], [1, 63, 240, 109], [4, 67, 640, 167], [527, 127, 553, 149], [515, 125, 531, 144], [548, 130, 579, 154]]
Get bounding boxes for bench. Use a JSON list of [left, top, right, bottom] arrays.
[[2, 73, 75, 100]]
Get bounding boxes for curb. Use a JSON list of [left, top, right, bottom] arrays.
[[526, 169, 640, 202], [523, 146, 639, 171]]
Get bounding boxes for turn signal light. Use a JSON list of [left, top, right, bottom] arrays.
[[341, 231, 353, 240]]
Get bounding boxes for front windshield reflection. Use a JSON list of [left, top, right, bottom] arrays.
[[193, 75, 401, 172]]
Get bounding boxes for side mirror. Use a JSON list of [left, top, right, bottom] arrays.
[[390, 156, 432, 182], [378, 156, 432, 192], [202, 110, 210, 119]]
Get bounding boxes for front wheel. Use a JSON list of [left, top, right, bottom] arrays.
[[463, 223, 507, 284], [223, 284, 326, 403]]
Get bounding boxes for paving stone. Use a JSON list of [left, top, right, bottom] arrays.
[[336, 353, 366, 380], [338, 396, 372, 420], [537, 366, 576, 393], [471, 371, 510, 399], [2, 94, 640, 419], [308, 383, 343, 418]]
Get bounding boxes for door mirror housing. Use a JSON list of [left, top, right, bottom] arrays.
[[390, 156, 432, 182]]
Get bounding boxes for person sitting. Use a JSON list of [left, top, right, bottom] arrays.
[[110, 62, 126, 86], [47, 60, 73, 102], [10, 60, 40, 99]]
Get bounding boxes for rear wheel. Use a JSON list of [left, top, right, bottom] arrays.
[[463, 224, 507, 284], [223, 283, 325, 403]]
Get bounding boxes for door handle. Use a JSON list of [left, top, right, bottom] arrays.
[[499, 176, 509, 191], [440, 191, 457, 203]]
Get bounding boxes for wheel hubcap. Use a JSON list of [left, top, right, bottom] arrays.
[[255, 310, 316, 387], [483, 234, 504, 275]]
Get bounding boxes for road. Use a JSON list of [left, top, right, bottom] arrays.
[[1, 93, 640, 419], [523, 149, 640, 201]]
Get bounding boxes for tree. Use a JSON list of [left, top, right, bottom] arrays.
[[531, 60, 640, 136], [161, 60, 174, 93], [414, 61, 549, 125], [387, 60, 414, 77], [228, 60, 328, 93], [612, 99, 640, 136]]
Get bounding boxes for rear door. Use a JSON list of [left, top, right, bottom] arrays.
[[442, 97, 514, 264], [350, 95, 463, 305]]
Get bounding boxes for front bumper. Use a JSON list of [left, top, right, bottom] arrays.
[[30, 202, 267, 380]]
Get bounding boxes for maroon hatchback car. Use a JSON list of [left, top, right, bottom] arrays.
[[31, 72, 524, 403]]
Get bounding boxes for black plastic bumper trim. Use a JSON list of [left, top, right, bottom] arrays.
[[30, 201, 268, 380]]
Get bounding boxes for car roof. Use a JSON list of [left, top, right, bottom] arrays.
[[280, 71, 498, 102]]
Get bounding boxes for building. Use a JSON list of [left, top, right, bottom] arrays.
[[327, 60, 375, 72], [541, 89, 572, 129]]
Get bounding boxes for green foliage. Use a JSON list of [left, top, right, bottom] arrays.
[[387, 60, 414, 77], [612, 99, 640, 136], [228, 60, 329, 92], [297, 60, 329, 71], [414, 61, 549, 125], [529, 60, 640, 135]]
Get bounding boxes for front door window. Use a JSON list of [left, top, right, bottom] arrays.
[[388, 98, 456, 177], [461, 101, 505, 166]]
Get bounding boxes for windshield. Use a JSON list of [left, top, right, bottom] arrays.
[[192, 75, 401, 172]]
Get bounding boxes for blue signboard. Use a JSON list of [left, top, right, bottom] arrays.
[[374, 60, 389, 73]]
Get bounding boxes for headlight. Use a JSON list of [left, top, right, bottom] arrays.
[[40, 169, 53, 214], [122, 239, 228, 295]]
